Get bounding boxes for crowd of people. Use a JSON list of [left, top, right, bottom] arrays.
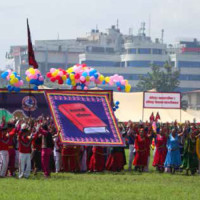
[[0, 115, 200, 179], [0, 115, 126, 178], [125, 120, 200, 175]]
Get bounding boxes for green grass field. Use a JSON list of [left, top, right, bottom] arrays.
[[1, 150, 200, 200]]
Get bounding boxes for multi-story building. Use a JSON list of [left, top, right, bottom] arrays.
[[5, 24, 200, 92]]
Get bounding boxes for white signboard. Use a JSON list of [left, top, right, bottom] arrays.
[[143, 92, 181, 109]]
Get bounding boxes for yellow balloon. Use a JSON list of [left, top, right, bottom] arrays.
[[13, 78, 18, 83], [99, 75, 104, 82], [62, 75, 67, 81], [70, 74, 75, 80], [10, 80, 14, 85], [26, 76, 30, 82], [105, 77, 110, 83], [29, 68, 35, 75], [71, 81, 76, 86], [10, 74, 15, 79], [86, 76, 90, 82], [125, 84, 131, 92], [67, 67, 73, 73]]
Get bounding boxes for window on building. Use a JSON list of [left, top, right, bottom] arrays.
[[152, 49, 162, 54], [178, 61, 200, 68], [127, 60, 151, 67], [128, 48, 137, 54], [138, 48, 151, 54]]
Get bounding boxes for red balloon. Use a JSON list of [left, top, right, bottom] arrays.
[[50, 77, 56, 82], [46, 72, 52, 78], [75, 73, 80, 79], [56, 75, 60, 80], [117, 86, 121, 91], [58, 78, 63, 85], [72, 86, 77, 90]]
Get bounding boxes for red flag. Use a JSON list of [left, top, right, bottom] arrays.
[[27, 19, 38, 69], [155, 112, 160, 122], [149, 112, 155, 122]]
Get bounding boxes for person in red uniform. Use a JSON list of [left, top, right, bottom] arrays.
[[31, 126, 42, 175], [62, 145, 80, 172], [133, 129, 149, 172], [40, 124, 54, 177], [7, 123, 17, 176], [0, 126, 9, 177], [152, 127, 168, 172], [18, 123, 35, 179], [106, 146, 126, 172], [89, 146, 105, 172]]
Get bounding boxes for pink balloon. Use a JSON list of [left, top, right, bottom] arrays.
[[6, 76, 10, 81], [50, 68, 55, 73], [33, 74, 38, 79], [121, 80, 126, 85], [90, 76, 95, 82], [85, 81, 90, 86], [29, 75, 35, 79], [80, 76, 86, 82], [39, 76, 44, 81], [58, 71, 63, 77], [84, 86, 88, 90], [35, 69, 40, 74], [109, 80, 114, 86], [14, 82, 20, 87], [19, 80, 24, 86], [118, 76, 123, 81]]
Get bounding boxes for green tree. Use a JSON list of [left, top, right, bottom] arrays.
[[136, 62, 180, 92]]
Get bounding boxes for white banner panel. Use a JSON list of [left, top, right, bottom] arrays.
[[144, 92, 181, 109]]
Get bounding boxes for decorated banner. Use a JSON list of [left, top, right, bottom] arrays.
[[45, 91, 124, 146], [143, 92, 181, 109], [0, 89, 113, 122], [0, 89, 50, 120]]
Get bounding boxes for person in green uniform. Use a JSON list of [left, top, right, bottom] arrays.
[[181, 129, 200, 175]]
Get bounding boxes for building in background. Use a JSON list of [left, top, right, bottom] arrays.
[[5, 23, 200, 92]]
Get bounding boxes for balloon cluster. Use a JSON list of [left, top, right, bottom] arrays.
[[66, 64, 103, 90], [113, 101, 120, 112], [25, 68, 44, 90], [1, 70, 23, 92], [46, 64, 132, 92], [46, 68, 68, 85], [108, 74, 131, 92]]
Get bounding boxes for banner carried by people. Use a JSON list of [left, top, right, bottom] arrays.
[[143, 92, 181, 109], [0, 89, 50, 120], [45, 90, 125, 147], [0, 89, 113, 121]]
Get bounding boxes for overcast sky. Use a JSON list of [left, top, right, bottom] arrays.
[[1, 0, 200, 67]]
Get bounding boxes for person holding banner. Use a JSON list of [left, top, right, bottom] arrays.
[[7, 122, 17, 176], [62, 145, 80, 172], [18, 124, 34, 179], [127, 121, 136, 171], [89, 146, 106, 172], [40, 124, 54, 177], [0, 126, 10, 177]]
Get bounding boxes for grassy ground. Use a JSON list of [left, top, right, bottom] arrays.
[[1, 150, 200, 200]]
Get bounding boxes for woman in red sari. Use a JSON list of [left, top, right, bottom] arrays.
[[61, 145, 80, 172], [133, 129, 149, 172], [89, 146, 105, 172], [152, 127, 167, 172]]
